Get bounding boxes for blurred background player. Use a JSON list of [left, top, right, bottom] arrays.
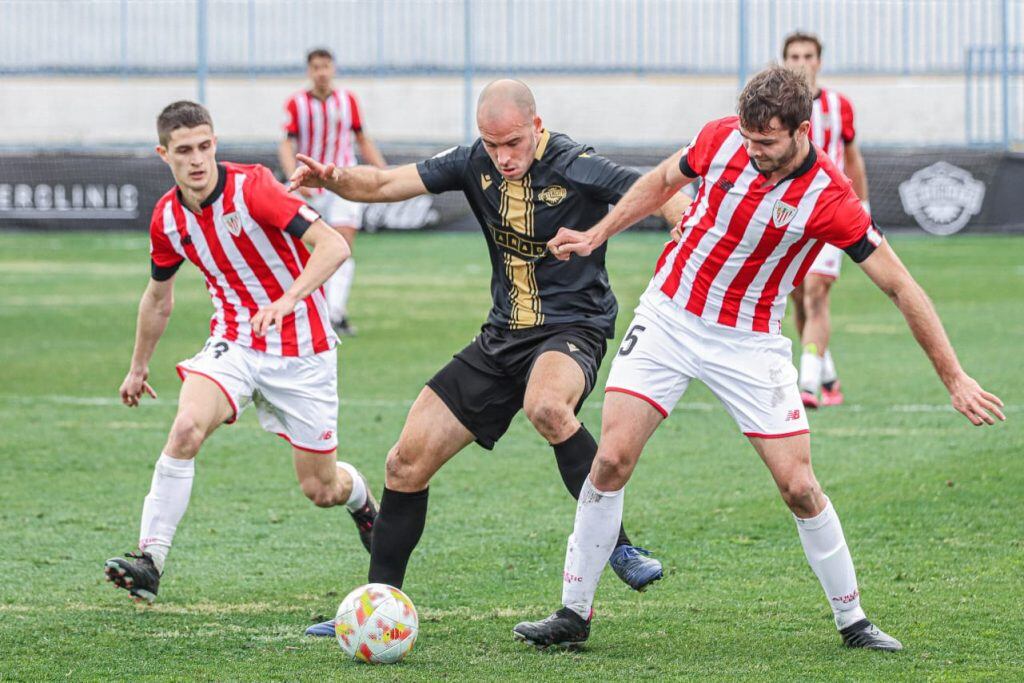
[[783, 32, 870, 408], [291, 79, 690, 636], [278, 48, 387, 336], [105, 101, 377, 604]]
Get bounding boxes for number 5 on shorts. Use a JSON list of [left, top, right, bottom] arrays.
[[618, 325, 646, 356]]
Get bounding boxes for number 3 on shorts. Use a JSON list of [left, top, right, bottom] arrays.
[[618, 325, 646, 356], [202, 340, 230, 359]]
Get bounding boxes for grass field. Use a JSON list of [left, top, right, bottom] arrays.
[[0, 230, 1021, 681]]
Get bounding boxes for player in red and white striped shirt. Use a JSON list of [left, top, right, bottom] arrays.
[[104, 101, 377, 605], [783, 32, 872, 409], [515, 67, 1004, 653], [278, 48, 387, 336]]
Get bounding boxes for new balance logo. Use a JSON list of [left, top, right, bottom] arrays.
[[785, 409, 801, 421], [319, 429, 334, 441], [567, 342, 580, 353], [716, 178, 734, 192]]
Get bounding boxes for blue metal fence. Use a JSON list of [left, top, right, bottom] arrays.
[[1, 0, 1022, 145], [2, 0, 1021, 76]]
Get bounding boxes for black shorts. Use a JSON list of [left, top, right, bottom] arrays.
[[426, 323, 608, 450]]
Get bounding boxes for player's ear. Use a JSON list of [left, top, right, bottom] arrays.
[[797, 120, 810, 139], [155, 145, 168, 163], [533, 116, 543, 134]]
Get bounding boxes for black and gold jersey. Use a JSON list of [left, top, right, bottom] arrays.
[[416, 130, 639, 338]]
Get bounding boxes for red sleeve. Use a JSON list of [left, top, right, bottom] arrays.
[[839, 95, 856, 143], [679, 117, 731, 178], [149, 201, 183, 268], [347, 92, 363, 132], [245, 165, 320, 237], [808, 182, 883, 263], [283, 97, 299, 137]]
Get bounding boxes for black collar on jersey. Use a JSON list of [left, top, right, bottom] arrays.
[[813, 89, 823, 100], [176, 163, 227, 211], [750, 144, 817, 183]]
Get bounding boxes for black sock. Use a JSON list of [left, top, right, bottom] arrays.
[[368, 487, 429, 589], [553, 424, 632, 548]]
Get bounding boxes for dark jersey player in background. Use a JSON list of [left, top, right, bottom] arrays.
[[291, 79, 690, 635]]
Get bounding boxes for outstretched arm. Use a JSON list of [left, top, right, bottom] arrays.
[[289, 154, 427, 203], [120, 277, 175, 407], [550, 148, 696, 260], [250, 219, 350, 337], [858, 240, 1004, 426]]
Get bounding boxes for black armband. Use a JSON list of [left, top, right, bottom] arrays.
[[679, 155, 698, 179], [843, 223, 885, 263], [285, 212, 313, 238], [151, 258, 183, 281]]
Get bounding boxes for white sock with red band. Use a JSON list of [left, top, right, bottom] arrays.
[[562, 478, 624, 620], [821, 349, 838, 386], [799, 347, 824, 394], [326, 258, 356, 324], [794, 497, 866, 630], [138, 453, 195, 574], [336, 461, 367, 511]]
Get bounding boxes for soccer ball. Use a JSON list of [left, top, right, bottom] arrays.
[[334, 583, 418, 664]]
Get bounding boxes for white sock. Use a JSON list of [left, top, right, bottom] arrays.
[[336, 461, 368, 512], [325, 258, 355, 325], [821, 349, 838, 386], [139, 453, 195, 574], [562, 478, 624, 620], [799, 348, 824, 394], [794, 497, 866, 630]]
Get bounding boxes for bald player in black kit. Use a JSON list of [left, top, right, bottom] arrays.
[[290, 80, 690, 635]]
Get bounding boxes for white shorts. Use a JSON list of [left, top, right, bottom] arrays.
[[807, 243, 843, 280], [176, 338, 339, 453], [605, 302, 810, 438], [308, 190, 363, 229]]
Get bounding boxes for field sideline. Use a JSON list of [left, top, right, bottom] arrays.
[[0, 230, 1021, 680]]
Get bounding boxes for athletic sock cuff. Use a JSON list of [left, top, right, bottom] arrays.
[[157, 453, 195, 477], [794, 497, 834, 530], [381, 486, 429, 502], [552, 423, 594, 450]]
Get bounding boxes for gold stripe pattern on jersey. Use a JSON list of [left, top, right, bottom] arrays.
[[499, 173, 544, 329]]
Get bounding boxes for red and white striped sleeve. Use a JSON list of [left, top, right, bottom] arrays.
[[283, 96, 300, 137], [838, 94, 856, 144], [244, 165, 320, 238], [678, 116, 735, 179], [347, 92, 363, 133], [149, 196, 184, 280]]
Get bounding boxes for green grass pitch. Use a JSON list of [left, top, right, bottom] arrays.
[[0, 230, 1021, 680]]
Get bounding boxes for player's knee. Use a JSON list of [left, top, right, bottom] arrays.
[[166, 413, 207, 457], [300, 479, 337, 508], [385, 442, 425, 490], [779, 475, 820, 515], [592, 449, 633, 489], [804, 283, 830, 314], [524, 398, 574, 442]]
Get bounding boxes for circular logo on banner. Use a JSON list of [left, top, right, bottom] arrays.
[[898, 161, 986, 236]]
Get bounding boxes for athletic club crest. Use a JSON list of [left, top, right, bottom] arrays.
[[771, 200, 798, 227], [222, 212, 243, 236]]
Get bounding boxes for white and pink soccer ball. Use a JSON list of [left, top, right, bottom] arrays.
[[334, 583, 419, 664]]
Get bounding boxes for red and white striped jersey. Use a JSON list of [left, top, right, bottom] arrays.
[[283, 89, 363, 168], [644, 116, 882, 335], [810, 87, 856, 171], [149, 162, 336, 357]]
